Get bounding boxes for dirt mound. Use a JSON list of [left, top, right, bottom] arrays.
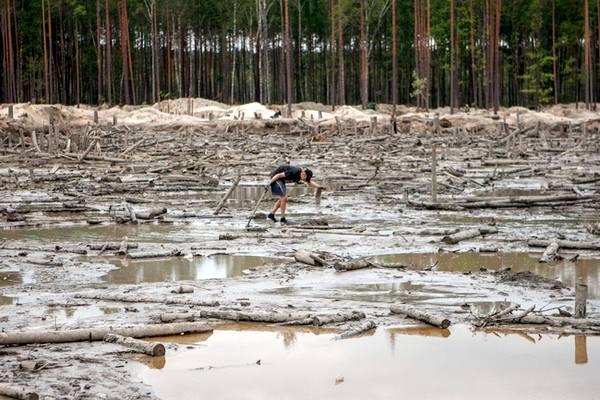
[[496, 270, 566, 291]]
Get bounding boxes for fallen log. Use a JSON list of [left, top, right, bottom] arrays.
[[294, 251, 325, 266], [528, 240, 600, 251], [441, 226, 498, 244], [135, 207, 167, 220], [171, 286, 194, 294], [88, 242, 139, 251], [74, 293, 219, 307], [104, 333, 165, 356], [390, 304, 451, 329], [0, 384, 38, 400], [539, 242, 559, 263], [112, 236, 127, 256], [333, 258, 372, 272], [0, 322, 213, 346], [214, 176, 241, 215], [157, 313, 196, 323], [127, 249, 182, 259], [199, 309, 311, 323], [312, 311, 366, 326], [334, 321, 377, 340]]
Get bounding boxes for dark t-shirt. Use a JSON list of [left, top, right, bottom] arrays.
[[271, 165, 302, 183]]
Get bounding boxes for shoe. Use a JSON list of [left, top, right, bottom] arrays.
[[280, 217, 288, 224], [268, 213, 277, 222]]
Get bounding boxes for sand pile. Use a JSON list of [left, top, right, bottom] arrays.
[[221, 102, 277, 120], [3, 99, 600, 131]]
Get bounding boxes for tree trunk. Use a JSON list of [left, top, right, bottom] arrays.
[[584, 0, 593, 110], [392, 0, 397, 116], [48, 0, 54, 103], [450, 0, 457, 114], [151, 0, 159, 102], [96, 0, 103, 104], [552, 0, 558, 104], [42, 0, 49, 103], [284, 0, 293, 115], [360, 0, 368, 109], [105, 0, 112, 105], [337, 0, 345, 105], [231, 0, 238, 104], [75, 21, 81, 105], [330, 0, 336, 108]]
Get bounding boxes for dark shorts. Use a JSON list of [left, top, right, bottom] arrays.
[[270, 180, 287, 197]]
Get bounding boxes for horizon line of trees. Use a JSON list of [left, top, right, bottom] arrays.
[[1, 0, 599, 111]]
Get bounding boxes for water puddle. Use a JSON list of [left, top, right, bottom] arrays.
[[0, 271, 23, 287], [1, 224, 198, 243], [476, 188, 547, 197], [44, 304, 121, 324], [371, 252, 600, 299], [102, 255, 284, 284], [218, 185, 314, 205], [130, 324, 600, 400], [329, 281, 473, 303]]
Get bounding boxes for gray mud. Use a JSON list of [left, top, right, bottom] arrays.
[[1, 117, 600, 399]]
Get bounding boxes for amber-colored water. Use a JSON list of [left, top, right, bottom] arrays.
[[0, 271, 22, 287], [102, 255, 284, 284], [371, 252, 600, 299], [131, 324, 600, 400]]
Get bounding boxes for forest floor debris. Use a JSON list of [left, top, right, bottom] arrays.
[[1, 100, 599, 399]]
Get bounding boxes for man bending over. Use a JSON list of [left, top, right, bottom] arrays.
[[267, 165, 323, 224]]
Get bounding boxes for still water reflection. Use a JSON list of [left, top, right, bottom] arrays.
[[372, 252, 600, 299], [0, 271, 23, 287], [102, 255, 283, 284], [131, 324, 599, 400]]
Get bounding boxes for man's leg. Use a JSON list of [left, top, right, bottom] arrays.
[[271, 198, 281, 214], [280, 196, 288, 222]]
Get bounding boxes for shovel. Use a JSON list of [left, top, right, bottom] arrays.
[[246, 186, 269, 228]]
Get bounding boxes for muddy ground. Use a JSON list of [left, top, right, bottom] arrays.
[[1, 102, 600, 399]]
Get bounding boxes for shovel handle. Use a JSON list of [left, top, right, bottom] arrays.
[[246, 186, 269, 227]]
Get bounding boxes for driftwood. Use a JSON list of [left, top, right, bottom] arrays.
[[294, 251, 326, 266], [0, 384, 38, 400], [441, 226, 498, 244], [199, 309, 311, 323], [0, 322, 213, 345], [575, 283, 588, 318], [135, 207, 167, 220], [198, 309, 365, 326], [334, 320, 377, 340], [116, 236, 129, 256], [127, 249, 182, 259], [390, 304, 451, 329], [474, 303, 600, 330], [74, 293, 219, 307], [88, 242, 138, 251], [333, 258, 372, 272], [539, 242, 559, 263], [214, 176, 241, 215], [157, 313, 196, 323], [528, 239, 600, 251], [312, 311, 366, 326], [171, 286, 194, 294], [104, 333, 165, 356]]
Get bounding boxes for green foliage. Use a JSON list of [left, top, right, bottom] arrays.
[[520, 50, 554, 107], [411, 70, 427, 99]]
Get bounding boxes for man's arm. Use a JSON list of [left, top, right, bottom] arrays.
[[268, 172, 286, 185], [307, 180, 324, 189]]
